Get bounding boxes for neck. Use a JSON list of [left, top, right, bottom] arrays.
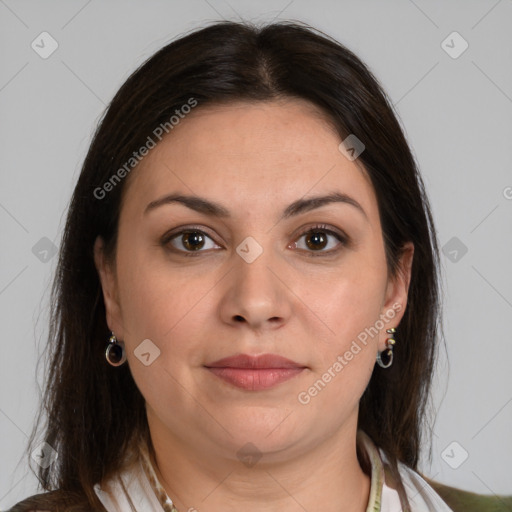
[[148, 421, 371, 512]]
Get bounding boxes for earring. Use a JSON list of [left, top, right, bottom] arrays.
[[105, 331, 127, 367], [376, 327, 396, 369]]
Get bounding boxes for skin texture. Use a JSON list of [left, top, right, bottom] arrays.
[[94, 99, 414, 512]]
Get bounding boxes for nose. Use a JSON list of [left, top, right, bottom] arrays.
[[218, 247, 292, 333]]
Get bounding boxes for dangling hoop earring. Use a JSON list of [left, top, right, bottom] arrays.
[[105, 331, 127, 367], [376, 327, 396, 369]]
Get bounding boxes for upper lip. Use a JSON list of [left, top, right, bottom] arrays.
[[205, 353, 305, 369]]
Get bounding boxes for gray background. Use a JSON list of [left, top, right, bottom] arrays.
[[1, 0, 511, 508]]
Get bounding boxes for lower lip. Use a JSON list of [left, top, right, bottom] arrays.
[[206, 367, 305, 390]]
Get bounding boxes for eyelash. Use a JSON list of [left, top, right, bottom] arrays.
[[161, 224, 348, 258]]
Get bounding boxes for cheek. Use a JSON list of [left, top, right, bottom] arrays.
[[297, 255, 386, 405], [115, 250, 210, 413], [313, 253, 388, 343], [114, 248, 224, 400], [299, 280, 381, 416], [115, 243, 211, 339]]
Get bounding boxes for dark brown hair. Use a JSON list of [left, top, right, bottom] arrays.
[[14, 19, 442, 511]]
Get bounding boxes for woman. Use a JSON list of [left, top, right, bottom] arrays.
[[8, 20, 511, 512]]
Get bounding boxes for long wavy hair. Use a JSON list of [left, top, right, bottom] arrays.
[[17, 19, 443, 511]]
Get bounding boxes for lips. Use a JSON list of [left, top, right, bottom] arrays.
[[206, 353, 304, 369], [204, 354, 306, 391]]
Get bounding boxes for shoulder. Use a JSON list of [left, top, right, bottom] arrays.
[[425, 478, 512, 512], [393, 456, 512, 511], [6, 489, 107, 512]]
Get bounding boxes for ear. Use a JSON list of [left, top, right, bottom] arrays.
[[93, 236, 125, 339], [378, 241, 414, 350]]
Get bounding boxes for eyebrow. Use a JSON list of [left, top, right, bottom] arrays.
[[144, 191, 368, 221]]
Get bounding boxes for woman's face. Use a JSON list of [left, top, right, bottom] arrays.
[[95, 99, 413, 463]]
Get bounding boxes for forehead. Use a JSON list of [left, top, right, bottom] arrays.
[[121, 99, 377, 221]]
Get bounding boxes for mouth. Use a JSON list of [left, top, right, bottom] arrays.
[[204, 353, 307, 391]]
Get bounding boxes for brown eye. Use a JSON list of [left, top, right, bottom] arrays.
[[163, 228, 220, 255], [181, 231, 206, 251], [305, 231, 328, 250], [293, 225, 347, 256]]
